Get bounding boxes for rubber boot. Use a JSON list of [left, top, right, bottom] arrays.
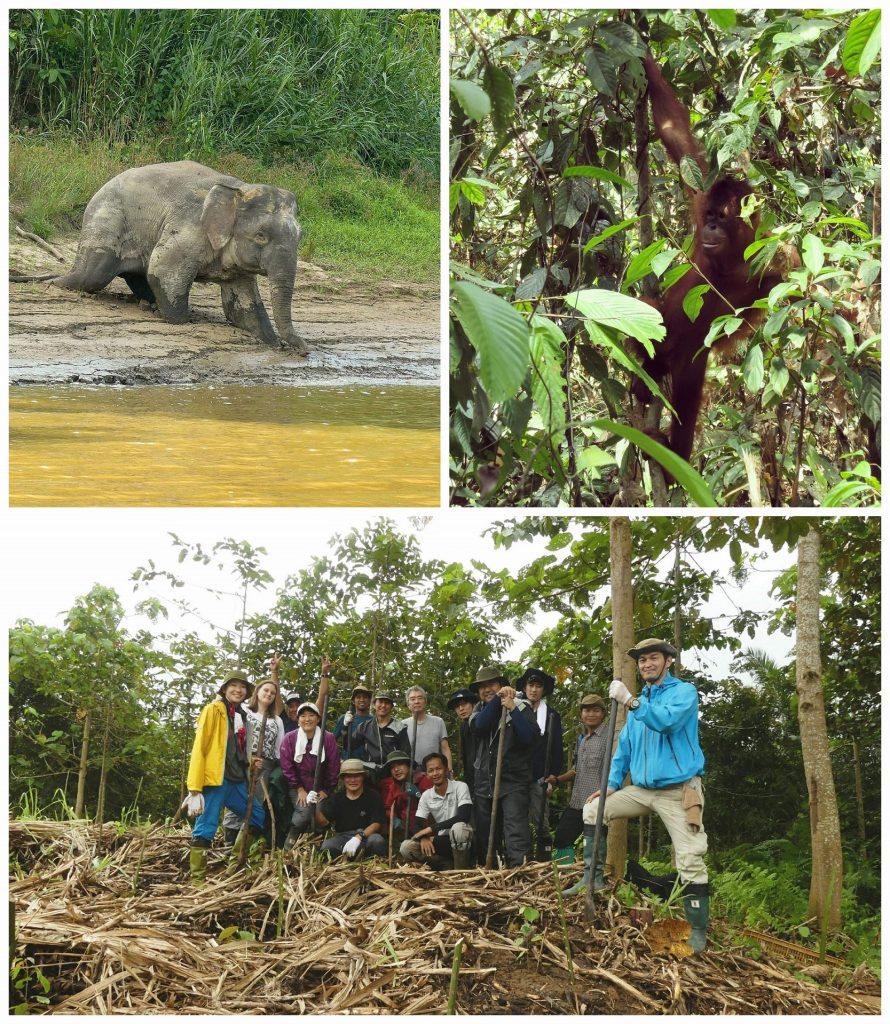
[[683, 883, 710, 953], [591, 832, 607, 891], [562, 827, 594, 895], [283, 828, 301, 852], [189, 846, 208, 888], [553, 846, 575, 866], [451, 846, 473, 870]]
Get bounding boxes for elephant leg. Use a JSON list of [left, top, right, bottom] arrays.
[[146, 245, 196, 325], [220, 278, 278, 345], [54, 251, 121, 293], [122, 273, 157, 304]]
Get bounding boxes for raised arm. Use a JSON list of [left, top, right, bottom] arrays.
[[643, 52, 708, 176]]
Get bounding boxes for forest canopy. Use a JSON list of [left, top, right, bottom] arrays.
[[450, 9, 881, 508]]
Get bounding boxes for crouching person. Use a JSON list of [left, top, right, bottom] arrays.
[[317, 759, 387, 860], [183, 670, 265, 887], [279, 699, 340, 851], [399, 752, 474, 869]]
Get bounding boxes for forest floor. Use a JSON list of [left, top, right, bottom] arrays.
[[9, 235, 439, 388], [10, 820, 880, 1015]]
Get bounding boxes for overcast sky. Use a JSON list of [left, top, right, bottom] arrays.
[[5, 508, 796, 680]]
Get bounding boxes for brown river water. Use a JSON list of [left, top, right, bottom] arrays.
[[10, 385, 439, 507]]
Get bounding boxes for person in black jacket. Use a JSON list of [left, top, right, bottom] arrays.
[[516, 667, 564, 861], [469, 666, 540, 866], [446, 687, 477, 793]]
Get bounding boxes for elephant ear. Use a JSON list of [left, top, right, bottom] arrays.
[[201, 184, 240, 250]]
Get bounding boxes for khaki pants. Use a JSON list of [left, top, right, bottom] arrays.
[[582, 780, 708, 885], [400, 821, 474, 863]]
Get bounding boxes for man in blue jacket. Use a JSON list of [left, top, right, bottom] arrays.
[[581, 639, 709, 952]]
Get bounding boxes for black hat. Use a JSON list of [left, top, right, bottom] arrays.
[[447, 687, 476, 709], [628, 638, 678, 660], [469, 665, 509, 694], [515, 667, 556, 695], [380, 750, 412, 778]]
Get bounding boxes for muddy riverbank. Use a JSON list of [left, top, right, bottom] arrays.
[[9, 235, 440, 388]]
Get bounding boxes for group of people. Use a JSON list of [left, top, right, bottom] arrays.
[[182, 637, 710, 952]]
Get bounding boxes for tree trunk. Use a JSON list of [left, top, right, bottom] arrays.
[[796, 527, 843, 929], [852, 738, 866, 845], [95, 704, 112, 823], [74, 708, 92, 818], [607, 517, 635, 882]]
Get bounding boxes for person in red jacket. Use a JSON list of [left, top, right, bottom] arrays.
[[378, 750, 432, 833]]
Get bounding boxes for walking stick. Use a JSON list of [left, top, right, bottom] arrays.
[[312, 657, 333, 795], [237, 705, 270, 868], [539, 708, 554, 860], [346, 698, 355, 757], [585, 698, 619, 921], [485, 703, 509, 868], [405, 710, 419, 842], [388, 807, 395, 867]]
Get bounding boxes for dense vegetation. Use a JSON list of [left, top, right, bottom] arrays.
[[9, 517, 880, 968], [450, 9, 881, 506], [9, 9, 439, 281]]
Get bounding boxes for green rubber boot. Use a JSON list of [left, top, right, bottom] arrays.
[[553, 846, 575, 866], [189, 846, 208, 888], [683, 885, 710, 953]]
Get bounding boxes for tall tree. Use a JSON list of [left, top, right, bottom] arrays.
[[795, 526, 843, 928]]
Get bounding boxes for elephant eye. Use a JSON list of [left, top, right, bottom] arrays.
[[254, 232, 268, 244]]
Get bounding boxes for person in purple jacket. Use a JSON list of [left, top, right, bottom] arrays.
[[280, 700, 341, 850]]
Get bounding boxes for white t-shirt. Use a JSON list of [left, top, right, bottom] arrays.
[[416, 779, 472, 825], [401, 713, 448, 764]]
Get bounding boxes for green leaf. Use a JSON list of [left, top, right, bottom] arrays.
[[682, 284, 710, 322], [564, 288, 665, 346], [515, 267, 547, 300], [742, 345, 764, 392], [707, 10, 737, 29], [584, 47, 617, 96], [576, 445, 616, 478], [451, 282, 530, 403], [529, 316, 567, 438], [451, 79, 491, 121], [483, 64, 515, 136], [564, 165, 632, 189], [218, 925, 239, 942], [625, 239, 670, 288], [769, 357, 789, 397], [581, 216, 640, 253], [801, 234, 825, 275], [842, 10, 881, 76], [822, 480, 878, 507], [591, 419, 718, 506]]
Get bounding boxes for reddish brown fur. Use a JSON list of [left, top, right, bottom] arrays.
[[637, 54, 798, 467]]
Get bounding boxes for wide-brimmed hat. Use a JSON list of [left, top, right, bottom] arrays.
[[469, 665, 509, 694], [352, 684, 373, 698], [373, 691, 396, 703], [446, 687, 476, 709], [296, 701, 320, 717], [579, 693, 608, 712], [628, 638, 678, 660], [380, 750, 412, 778], [515, 667, 556, 695], [339, 758, 367, 776], [217, 669, 253, 699]]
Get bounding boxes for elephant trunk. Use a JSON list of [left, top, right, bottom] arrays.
[[268, 253, 307, 355]]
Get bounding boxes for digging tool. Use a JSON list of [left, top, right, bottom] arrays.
[[585, 697, 619, 921], [538, 708, 554, 860], [236, 705, 270, 869], [346, 697, 355, 757], [312, 657, 333, 796], [388, 807, 396, 867], [485, 703, 509, 868], [405, 710, 419, 841]]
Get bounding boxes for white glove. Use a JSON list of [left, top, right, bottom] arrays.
[[306, 790, 319, 804], [343, 712, 354, 726], [182, 792, 204, 817], [342, 834, 363, 858], [609, 679, 634, 707]]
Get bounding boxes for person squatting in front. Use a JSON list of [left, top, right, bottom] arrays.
[[183, 669, 266, 886], [379, 749, 432, 834], [279, 698, 341, 850], [582, 639, 710, 952], [316, 759, 387, 860], [469, 666, 540, 867], [399, 752, 475, 869]]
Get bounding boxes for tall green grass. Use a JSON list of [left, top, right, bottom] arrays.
[[10, 137, 439, 284], [10, 9, 439, 176]]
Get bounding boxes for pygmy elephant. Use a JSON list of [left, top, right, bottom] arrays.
[[48, 161, 306, 354]]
